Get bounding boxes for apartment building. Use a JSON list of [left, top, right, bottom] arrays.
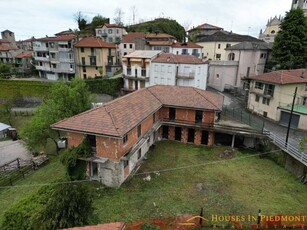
[[0, 45, 22, 64], [122, 50, 161, 92], [95, 24, 127, 43], [150, 53, 208, 89], [16, 37, 35, 51], [208, 41, 271, 92], [52, 85, 224, 187], [33, 35, 76, 80], [74, 37, 119, 79], [247, 69, 307, 129]]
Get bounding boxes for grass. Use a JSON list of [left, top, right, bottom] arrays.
[[91, 141, 307, 224]]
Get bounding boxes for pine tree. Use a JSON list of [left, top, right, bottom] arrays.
[[272, 8, 307, 69]]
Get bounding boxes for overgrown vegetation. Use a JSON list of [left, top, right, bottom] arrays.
[[85, 77, 123, 97], [0, 63, 15, 78], [20, 79, 92, 153], [127, 18, 186, 42], [61, 139, 92, 180]]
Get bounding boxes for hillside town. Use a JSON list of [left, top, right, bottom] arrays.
[[0, 0, 306, 229]]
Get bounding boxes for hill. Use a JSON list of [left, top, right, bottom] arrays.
[[127, 18, 186, 42]]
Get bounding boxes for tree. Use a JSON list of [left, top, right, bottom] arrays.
[[272, 9, 307, 69], [31, 183, 93, 230], [74, 11, 88, 30], [0, 62, 15, 78], [91, 14, 109, 32], [114, 8, 125, 26], [20, 79, 92, 153]]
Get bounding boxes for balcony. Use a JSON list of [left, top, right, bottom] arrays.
[[33, 46, 48, 51], [59, 58, 74, 63], [35, 56, 50, 62], [192, 52, 200, 57], [58, 47, 72, 52], [36, 65, 51, 71], [161, 118, 214, 129], [176, 72, 195, 79], [59, 68, 75, 73]]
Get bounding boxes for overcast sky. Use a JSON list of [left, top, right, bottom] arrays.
[[0, 0, 291, 41]]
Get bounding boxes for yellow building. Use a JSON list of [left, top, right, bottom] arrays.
[[247, 69, 307, 130], [259, 16, 282, 44], [74, 37, 119, 79]]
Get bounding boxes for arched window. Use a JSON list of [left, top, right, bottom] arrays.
[[228, 53, 235, 61], [271, 30, 275, 34]]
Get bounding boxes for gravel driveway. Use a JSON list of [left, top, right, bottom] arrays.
[[0, 140, 32, 166]]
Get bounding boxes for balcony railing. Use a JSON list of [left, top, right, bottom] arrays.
[[36, 66, 51, 71], [59, 58, 74, 63], [35, 56, 50, 62], [58, 47, 72, 52], [177, 72, 195, 79], [161, 118, 214, 129], [33, 46, 48, 51]]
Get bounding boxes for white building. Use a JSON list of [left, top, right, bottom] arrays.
[[150, 53, 208, 90], [170, 42, 203, 58], [33, 35, 76, 81]]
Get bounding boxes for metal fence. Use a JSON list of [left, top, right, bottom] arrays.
[[222, 106, 264, 131]]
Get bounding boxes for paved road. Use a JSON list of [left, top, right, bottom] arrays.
[[0, 140, 32, 166], [212, 89, 307, 149]]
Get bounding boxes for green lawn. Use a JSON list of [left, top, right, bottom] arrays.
[[0, 141, 306, 225], [91, 141, 307, 224]]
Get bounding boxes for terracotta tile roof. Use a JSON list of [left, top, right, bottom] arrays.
[[15, 51, 32, 58], [52, 86, 223, 137], [152, 53, 204, 64], [147, 41, 174, 46], [36, 35, 75, 42], [248, 69, 307, 84], [172, 42, 203, 48], [146, 33, 175, 39], [189, 23, 223, 32], [0, 39, 10, 43], [121, 32, 146, 43], [74, 37, 116, 48], [96, 24, 124, 29], [124, 50, 161, 59], [62, 222, 125, 230], [0, 45, 11, 51]]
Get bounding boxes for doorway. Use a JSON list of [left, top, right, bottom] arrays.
[[162, 126, 169, 139], [175, 127, 182, 141], [188, 129, 195, 143]]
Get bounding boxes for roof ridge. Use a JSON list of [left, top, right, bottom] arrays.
[[146, 86, 164, 104], [193, 88, 220, 110], [103, 105, 121, 137]]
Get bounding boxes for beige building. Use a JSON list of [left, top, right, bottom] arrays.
[[247, 69, 307, 130], [95, 24, 127, 44], [292, 0, 307, 16], [196, 31, 262, 61], [259, 16, 282, 44], [208, 41, 271, 92], [74, 37, 119, 79], [122, 50, 161, 92], [1, 30, 17, 48]]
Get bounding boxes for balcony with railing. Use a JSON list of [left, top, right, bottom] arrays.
[[58, 47, 72, 52], [176, 71, 195, 79], [36, 65, 51, 71], [59, 58, 74, 63], [34, 56, 50, 62]]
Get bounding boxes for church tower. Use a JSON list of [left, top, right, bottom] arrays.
[[291, 0, 307, 16], [259, 16, 282, 44]]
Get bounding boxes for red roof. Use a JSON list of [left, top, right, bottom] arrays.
[[121, 32, 146, 43], [36, 35, 75, 42], [0, 39, 10, 43], [15, 51, 32, 58], [248, 69, 307, 84], [0, 45, 11, 51], [146, 33, 175, 39], [96, 23, 124, 29], [189, 23, 223, 32], [152, 53, 204, 64], [74, 37, 116, 48], [172, 42, 203, 48], [52, 85, 223, 137], [62, 222, 125, 230]]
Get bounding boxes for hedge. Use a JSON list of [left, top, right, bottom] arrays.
[[0, 78, 123, 99]]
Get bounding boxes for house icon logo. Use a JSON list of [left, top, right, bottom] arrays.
[[178, 215, 208, 227]]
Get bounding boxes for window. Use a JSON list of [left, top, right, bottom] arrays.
[[108, 29, 112, 34], [270, 30, 275, 34], [153, 113, 156, 123], [123, 160, 129, 168], [129, 44, 133, 49], [161, 65, 165, 72], [81, 57, 85, 65], [216, 74, 220, 79], [108, 37, 113, 43], [262, 98, 270, 105], [182, 49, 188, 55], [147, 137, 150, 145], [117, 29, 119, 34], [215, 54, 221, 60], [303, 96, 307, 105], [226, 43, 231, 48], [255, 82, 264, 89], [137, 125, 141, 138], [260, 53, 267, 59], [305, 83, 307, 91], [98, 30, 102, 34], [138, 149, 141, 159], [51, 53, 55, 58], [49, 42, 54, 48], [90, 57, 96, 66], [90, 48, 94, 55], [168, 66, 172, 73], [124, 52, 127, 56], [228, 53, 235, 61], [154, 65, 158, 72], [195, 110, 203, 124], [123, 134, 128, 144], [124, 44, 127, 48], [263, 112, 268, 118], [82, 67, 86, 73], [218, 44, 221, 49], [52, 63, 56, 68], [255, 95, 260, 102], [81, 47, 84, 53], [83, 74, 87, 78], [264, 84, 275, 97]]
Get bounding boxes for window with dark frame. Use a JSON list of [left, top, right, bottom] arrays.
[[137, 125, 141, 138], [138, 149, 142, 159], [81, 47, 84, 53], [123, 133, 128, 144], [123, 160, 129, 168], [255, 95, 260, 102], [153, 113, 156, 123], [255, 82, 264, 89]]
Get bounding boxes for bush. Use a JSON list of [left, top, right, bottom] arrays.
[[84, 78, 123, 97]]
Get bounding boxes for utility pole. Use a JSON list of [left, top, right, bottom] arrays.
[[285, 87, 297, 147]]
